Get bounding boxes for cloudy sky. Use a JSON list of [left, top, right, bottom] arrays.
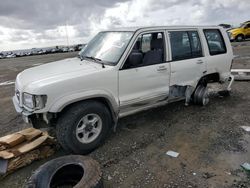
[[0, 0, 249, 51]]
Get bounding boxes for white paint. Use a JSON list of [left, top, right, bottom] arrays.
[[32, 63, 43, 66], [0, 80, 15, 86], [241, 126, 250, 132], [13, 26, 233, 125], [166, 150, 179, 158]]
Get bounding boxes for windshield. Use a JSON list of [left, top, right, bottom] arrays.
[[239, 23, 246, 28], [79, 31, 133, 65]]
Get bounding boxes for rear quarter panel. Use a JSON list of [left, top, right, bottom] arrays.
[[201, 27, 233, 81]]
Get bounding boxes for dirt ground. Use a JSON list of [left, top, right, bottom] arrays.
[[0, 41, 250, 188]]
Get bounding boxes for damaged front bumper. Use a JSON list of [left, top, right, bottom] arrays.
[[12, 96, 32, 123]]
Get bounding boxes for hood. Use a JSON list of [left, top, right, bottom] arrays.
[[228, 28, 242, 34], [16, 57, 104, 90]]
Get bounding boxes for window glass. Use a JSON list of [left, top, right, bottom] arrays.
[[188, 31, 203, 58], [141, 34, 151, 53], [170, 31, 192, 61], [122, 32, 165, 69], [203, 29, 226, 55], [79, 31, 133, 64]]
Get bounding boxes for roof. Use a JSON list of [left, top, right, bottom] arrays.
[[104, 25, 220, 32]]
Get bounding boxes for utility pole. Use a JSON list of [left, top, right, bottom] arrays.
[[65, 22, 69, 46]]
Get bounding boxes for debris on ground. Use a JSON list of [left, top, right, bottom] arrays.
[[240, 126, 250, 132], [241, 162, 250, 171], [166, 150, 179, 158], [0, 81, 15, 86], [27, 155, 103, 188], [0, 128, 55, 176], [231, 69, 250, 81], [202, 172, 216, 179]]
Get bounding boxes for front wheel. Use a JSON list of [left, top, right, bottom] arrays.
[[56, 101, 112, 154]]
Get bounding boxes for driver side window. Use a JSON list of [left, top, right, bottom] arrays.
[[122, 32, 165, 69]]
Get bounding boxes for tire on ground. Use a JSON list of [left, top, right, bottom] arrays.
[[27, 155, 103, 188], [56, 100, 112, 154]]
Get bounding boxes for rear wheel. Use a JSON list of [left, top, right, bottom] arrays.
[[56, 100, 112, 154], [193, 85, 209, 106], [236, 34, 244, 42]]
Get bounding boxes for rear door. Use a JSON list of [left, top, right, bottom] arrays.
[[203, 29, 230, 76], [168, 30, 206, 87]]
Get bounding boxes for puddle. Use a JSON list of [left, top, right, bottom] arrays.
[[0, 80, 15, 86]]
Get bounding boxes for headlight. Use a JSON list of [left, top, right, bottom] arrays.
[[23, 93, 47, 110], [23, 93, 34, 109]]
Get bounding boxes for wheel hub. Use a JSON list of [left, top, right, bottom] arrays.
[[75, 113, 103, 144]]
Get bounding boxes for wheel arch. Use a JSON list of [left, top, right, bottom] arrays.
[[198, 72, 220, 85], [63, 97, 117, 123], [49, 92, 119, 125], [236, 33, 245, 40], [193, 72, 220, 92]]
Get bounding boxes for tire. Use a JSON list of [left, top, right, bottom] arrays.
[[56, 100, 112, 154], [218, 90, 230, 97], [193, 85, 209, 106], [235, 34, 244, 42], [27, 155, 103, 188]]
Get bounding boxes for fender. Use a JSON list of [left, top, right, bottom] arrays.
[[49, 89, 119, 115]]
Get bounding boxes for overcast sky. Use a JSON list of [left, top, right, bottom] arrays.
[[0, 0, 249, 51]]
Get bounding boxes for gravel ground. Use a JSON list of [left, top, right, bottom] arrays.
[[0, 41, 250, 188]]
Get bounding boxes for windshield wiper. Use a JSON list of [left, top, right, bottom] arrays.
[[83, 56, 105, 68]]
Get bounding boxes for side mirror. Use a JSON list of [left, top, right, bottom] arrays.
[[128, 52, 143, 67]]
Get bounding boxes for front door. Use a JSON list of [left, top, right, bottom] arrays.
[[118, 31, 170, 116], [168, 30, 206, 87]]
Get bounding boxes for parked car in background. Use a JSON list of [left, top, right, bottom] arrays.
[[13, 26, 234, 154], [218, 23, 232, 31], [6, 52, 16, 58], [69, 47, 75, 52], [74, 44, 84, 51], [0, 52, 5, 59], [62, 47, 69, 52], [227, 21, 250, 42]]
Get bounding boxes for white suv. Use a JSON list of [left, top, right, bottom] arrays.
[[13, 26, 234, 154]]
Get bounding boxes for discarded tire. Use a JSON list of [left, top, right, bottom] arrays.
[[27, 155, 103, 188]]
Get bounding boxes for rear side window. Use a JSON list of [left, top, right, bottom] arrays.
[[169, 31, 202, 61], [203, 29, 226, 55], [189, 31, 203, 58]]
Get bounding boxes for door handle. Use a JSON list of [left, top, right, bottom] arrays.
[[157, 66, 167, 71], [196, 60, 204, 64]]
